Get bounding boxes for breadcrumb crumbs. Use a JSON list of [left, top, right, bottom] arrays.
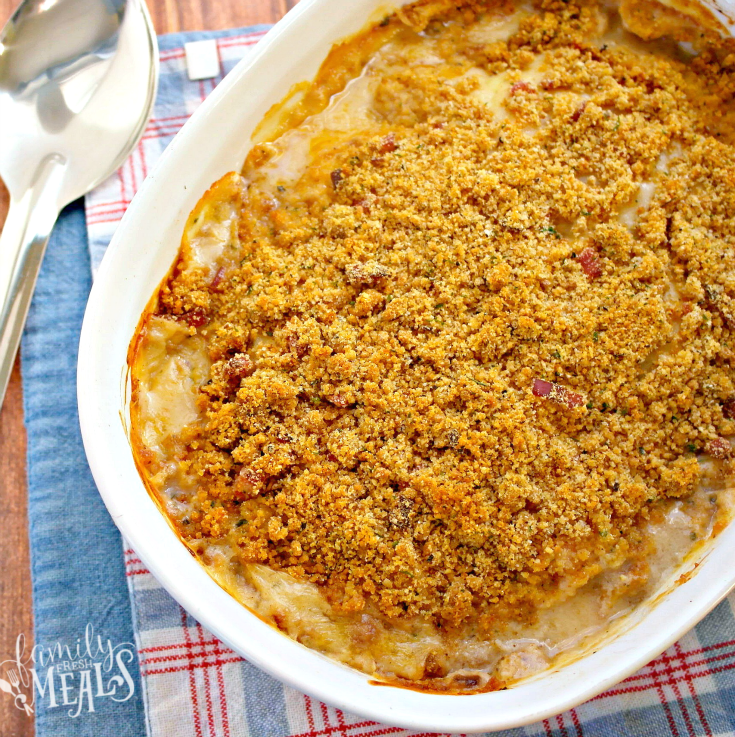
[[145, 0, 735, 629]]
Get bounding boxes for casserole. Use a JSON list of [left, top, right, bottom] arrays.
[[78, 0, 735, 730]]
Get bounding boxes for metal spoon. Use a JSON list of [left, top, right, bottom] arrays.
[[0, 0, 158, 406]]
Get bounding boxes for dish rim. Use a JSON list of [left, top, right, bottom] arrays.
[[77, 0, 735, 730]]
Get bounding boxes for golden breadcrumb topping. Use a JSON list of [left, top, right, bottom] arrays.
[[145, 0, 735, 629]]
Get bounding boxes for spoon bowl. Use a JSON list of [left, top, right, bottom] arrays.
[[0, 0, 158, 404]]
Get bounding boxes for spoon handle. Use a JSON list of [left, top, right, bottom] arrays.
[[0, 155, 67, 408]]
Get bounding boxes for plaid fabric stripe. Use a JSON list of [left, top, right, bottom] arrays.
[[85, 29, 735, 737]]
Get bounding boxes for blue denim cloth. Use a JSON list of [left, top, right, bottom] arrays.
[[22, 200, 146, 736]]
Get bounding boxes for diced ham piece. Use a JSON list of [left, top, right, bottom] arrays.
[[233, 468, 265, 500], [571, 101, 587, 123], [287, 334, 309, 358], [352, 196, 378, 215], [329, 393, 349, 408], [532, 379, 553, 397], [210, 266, 226, 291], [379, 133, 398, 153], [510, 81, 533, 95], [224, 353, 254, 381], [532, 378, 585, 409], [706, 437, 732, 460], [182, 306, 208, 328], [578, 247, 602, 280]]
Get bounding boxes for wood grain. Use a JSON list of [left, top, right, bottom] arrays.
[[147, 0, 297, 34], [0, 1, 295, 735]]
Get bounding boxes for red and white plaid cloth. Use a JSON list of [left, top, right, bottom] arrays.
[[85, 28, 735, 737]]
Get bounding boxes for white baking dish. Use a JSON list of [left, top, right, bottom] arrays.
[[77, 0, 735, 731]]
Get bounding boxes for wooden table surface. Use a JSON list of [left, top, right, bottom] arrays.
[[0, 1, 297, 734]]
